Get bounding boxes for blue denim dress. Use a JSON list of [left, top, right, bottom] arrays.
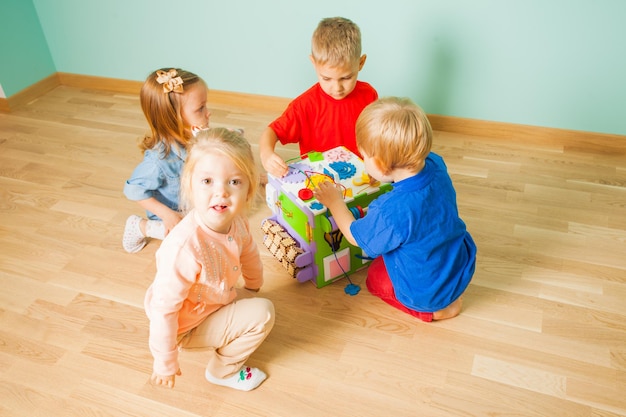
[[124, 142, 187, 220]]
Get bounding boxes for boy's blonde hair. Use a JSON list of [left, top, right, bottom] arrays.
[[139, 68, 206, 156], [356, 97, 433, 173], [311, 17, 362, 67], [179, 128, 259, 214]]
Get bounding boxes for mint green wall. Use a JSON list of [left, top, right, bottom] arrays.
[[0, 0, 55, 97], [6, 0, 626, 136]]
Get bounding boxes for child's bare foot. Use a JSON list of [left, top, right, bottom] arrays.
[[433, 296, 463, 320]]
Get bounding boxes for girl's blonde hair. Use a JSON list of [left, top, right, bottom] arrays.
[[311, 17, 362, 67], [356, 97, 432, 173], [139, 68, 206, 156], [179, 128, 259, 214]]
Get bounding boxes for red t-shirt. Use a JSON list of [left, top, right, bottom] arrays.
[[269, 81, 378, 157]]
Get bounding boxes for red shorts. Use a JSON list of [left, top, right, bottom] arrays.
[[366, 257, 434, 322]]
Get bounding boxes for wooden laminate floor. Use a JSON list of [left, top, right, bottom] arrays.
[[1, 86, 625, 417]]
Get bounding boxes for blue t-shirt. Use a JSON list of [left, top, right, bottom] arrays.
[[350, 152, 476, 312], [123, 142, 186, 220]]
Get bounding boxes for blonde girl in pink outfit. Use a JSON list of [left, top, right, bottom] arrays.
[[144, 128, 275, 391]]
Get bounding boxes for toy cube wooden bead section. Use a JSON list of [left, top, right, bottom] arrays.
[[262, 146, 391, 288]]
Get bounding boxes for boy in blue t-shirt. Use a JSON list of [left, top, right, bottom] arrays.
[[313, 97, 476, 322]]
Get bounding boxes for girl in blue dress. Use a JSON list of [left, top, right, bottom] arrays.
[[123, 68, 211, 253]]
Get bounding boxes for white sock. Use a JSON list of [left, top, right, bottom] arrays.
[[145, 219, 165, 240], [205, 366, 267, 391], [122, 215, 147, 253]]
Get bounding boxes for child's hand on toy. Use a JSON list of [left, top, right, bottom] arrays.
[[262, 152, 289, 178], [313, 181, 343, 207]]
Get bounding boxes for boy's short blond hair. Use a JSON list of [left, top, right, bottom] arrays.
[[311, 17, 362, 67], [356, 97, 433, 172]]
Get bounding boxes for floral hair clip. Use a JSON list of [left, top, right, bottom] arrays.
[[156, 69, 184, 93]]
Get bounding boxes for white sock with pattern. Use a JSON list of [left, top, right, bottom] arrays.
[[122, 215, 147, 253], [205, 366, 267, 391], [145, 219, 165, 240]]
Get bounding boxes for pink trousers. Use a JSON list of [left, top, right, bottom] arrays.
[[178, 295, 275, 378]]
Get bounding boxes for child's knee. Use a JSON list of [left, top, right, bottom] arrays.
[[261, 298, 275, 329], [250, 298, 275, 332]]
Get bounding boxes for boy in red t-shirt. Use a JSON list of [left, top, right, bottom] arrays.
[[259, 17, 378, 178]]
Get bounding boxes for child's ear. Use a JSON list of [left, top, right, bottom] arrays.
[[371, 156, 390, 175], [358, 54, 367, 71]]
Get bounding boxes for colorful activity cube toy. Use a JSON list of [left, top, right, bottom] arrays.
[[262, 146, 391, 288]]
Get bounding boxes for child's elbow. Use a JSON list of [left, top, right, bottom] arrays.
[[344, 232, 358, 247]]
